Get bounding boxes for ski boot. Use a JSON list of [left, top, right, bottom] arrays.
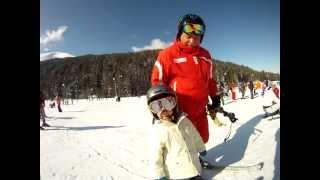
[[190, 175, 205, 180], [264, 109, 280, 118], [199, 156, 215, 169], [40, 126, 45, 130]]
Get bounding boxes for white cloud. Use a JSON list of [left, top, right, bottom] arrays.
[[40, 26, 70, 57], [40, 51, 75, 61], [40, 26, 68, 46], [132, 38, 172, 52]]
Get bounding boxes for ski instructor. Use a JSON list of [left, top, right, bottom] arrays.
[[150, 14, 219, 167]]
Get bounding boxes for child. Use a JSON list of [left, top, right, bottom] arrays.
[[147, 85, 206, 180]]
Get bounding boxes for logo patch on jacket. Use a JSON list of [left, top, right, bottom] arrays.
[[174, 57, 187, 63], [193, 56, 198, 64]]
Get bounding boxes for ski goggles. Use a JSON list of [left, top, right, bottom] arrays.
[[182, 23, 205, 36], [149, 96, 176, 114]]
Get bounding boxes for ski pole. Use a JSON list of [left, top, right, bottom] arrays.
[[224, 123, 233, 142]]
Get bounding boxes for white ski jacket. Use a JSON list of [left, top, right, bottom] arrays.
[[149, 113, 206, 179], [263, 87, 280, 111]]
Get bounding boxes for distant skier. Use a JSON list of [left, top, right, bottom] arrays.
[[230, 82, 237, 101], [40, 91, 50, 129], [55, 95, 62, 112], [249, 80, 254, 99], [70, 89, 76, 104], [218, 81, 225, 105], [261, 80, 268, 96], [147, 85, 206, 180], [223, 82, 229, 97], [240, 82, 246, 99]]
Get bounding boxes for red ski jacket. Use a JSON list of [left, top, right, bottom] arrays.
[[273, 87, 280, 98], [151, 41, 217, 143]]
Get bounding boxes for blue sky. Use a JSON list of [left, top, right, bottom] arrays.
[[40, 0, 279, 73]]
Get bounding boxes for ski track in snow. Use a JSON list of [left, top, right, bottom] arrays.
[[41, 90, 279, 180]]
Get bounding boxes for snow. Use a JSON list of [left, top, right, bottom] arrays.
[[40, 88, 280, 180]]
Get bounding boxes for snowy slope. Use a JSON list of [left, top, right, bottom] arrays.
[[40, 90, 279, 180]]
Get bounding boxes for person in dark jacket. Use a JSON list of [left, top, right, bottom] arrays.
[[240, 82, 246, 99], [218, 81, 225, 105], [249, 80, 254, 99], [55, 95, 62, 112]]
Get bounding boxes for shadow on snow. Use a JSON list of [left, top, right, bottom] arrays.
[[202, 114, 265, 179]]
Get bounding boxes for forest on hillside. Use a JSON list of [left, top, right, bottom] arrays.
[[40, 49, 279, 99]]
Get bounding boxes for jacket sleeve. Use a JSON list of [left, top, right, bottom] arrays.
[[186, 118, 206, 153], [208, 77, 218, 98], [149, 126, 167, 178], [151, 51, 169, 86], [207, 55, 218, 97]]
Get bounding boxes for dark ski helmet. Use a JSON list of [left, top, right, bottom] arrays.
[[147, 85, 177, 120], [176, 14, 206, 43]]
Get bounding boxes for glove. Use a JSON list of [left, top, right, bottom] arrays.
[[212, 115, 226, 127], [207, 106, 217, 119], [210, 95, 221, 109], [200, 150, 207, 156]]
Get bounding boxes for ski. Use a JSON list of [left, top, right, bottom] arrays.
[[268, 115, 280, 121], [203, 161, 264, 172]]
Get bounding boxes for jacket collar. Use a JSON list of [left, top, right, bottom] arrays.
[[174, 41, 200, 56], [159, 112, 187, 126]]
